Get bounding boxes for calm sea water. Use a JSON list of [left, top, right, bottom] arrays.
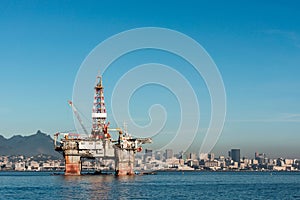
[[0, 171, 300, 199]]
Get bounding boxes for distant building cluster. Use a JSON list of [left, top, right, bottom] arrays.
[[1, 148, 300, 172], [0, 155, 64, 171], [134, 149, 300, 172]]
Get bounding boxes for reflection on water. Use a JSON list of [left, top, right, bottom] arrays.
[[62, 174, 138, 199]]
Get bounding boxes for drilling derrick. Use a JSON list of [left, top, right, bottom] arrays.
[[92, 76, 107, 138], [54, 74, 152, 176]]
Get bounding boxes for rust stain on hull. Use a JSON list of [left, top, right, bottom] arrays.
[[65, 155, 81, 175]]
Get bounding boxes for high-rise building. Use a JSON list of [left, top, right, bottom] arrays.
[[199, 153, 208, 161], [208, 153, 214, 161], [188, 153, 197, 160], [143, 149, 153, 162], [155, 151, 163, 161], [255, 152, 267, 164], [145, 149, 153, 157], [231, 149, 240, 163], [165, 149, 173, 159], [178, 151, 185, 159]]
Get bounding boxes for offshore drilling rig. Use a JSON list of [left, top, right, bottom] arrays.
[[54, 75, 151, 175]]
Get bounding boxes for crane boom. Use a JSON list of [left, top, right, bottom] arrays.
[[67, 100, 89, 136]]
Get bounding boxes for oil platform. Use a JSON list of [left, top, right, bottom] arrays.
[[54, 75, 151, 175]]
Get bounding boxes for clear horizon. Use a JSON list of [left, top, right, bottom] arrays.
[[1, 1, 300, 158]]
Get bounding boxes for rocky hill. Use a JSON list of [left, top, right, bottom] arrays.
[[0, 130, 62, 158]]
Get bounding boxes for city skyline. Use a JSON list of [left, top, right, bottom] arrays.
[[1, 1, 300, 158], [1, 147, 299, 172]]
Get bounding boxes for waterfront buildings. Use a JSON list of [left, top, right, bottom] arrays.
[[1, 149, 299, 172]]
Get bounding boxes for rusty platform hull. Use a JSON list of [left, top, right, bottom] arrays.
[[65, 155, 81, 176], [115, 147, 135, 176]]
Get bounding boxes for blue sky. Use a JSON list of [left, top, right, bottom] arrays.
[[0, 1, 300, 158]]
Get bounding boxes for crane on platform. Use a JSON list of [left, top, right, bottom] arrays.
[[67, 100, 89, 136], [54, 74, 152, 176]]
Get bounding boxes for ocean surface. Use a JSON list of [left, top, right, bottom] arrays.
[[0, 171, 300, 199]]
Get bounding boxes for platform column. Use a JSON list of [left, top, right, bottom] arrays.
[[115, 147, 135, 175], [64, 154, 81, 175]]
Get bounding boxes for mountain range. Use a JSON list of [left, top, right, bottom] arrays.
[[0, 130, 62, 158]]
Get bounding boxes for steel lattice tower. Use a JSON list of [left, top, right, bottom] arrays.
[[92, 75, 107, 138]]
